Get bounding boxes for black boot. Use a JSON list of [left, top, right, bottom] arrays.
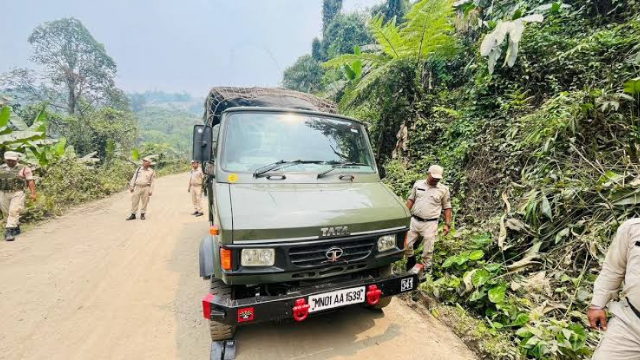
[[5, 228, 15, 241], [140, 214, 146, 220], [126, 214, 136, 221], [195, 212, 203, 217], [405, 256, 417, 272], [191, 211, 199, 215], [15, 226, 21, 235]]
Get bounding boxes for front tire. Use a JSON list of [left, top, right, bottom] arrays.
[[209, 278, 237, 341]]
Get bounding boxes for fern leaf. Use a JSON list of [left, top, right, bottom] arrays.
[[402, 0, 456, 59], [322, 53, 387, 69], [368, 15, 403, 58], [339, 61, 396, 108]]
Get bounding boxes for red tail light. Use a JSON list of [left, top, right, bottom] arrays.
[[202, 293, 215, 319], [292, 298, 310, 322], [366, 285, 382, 305]]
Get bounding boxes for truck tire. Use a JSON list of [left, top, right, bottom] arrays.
[[365, 265, 393, 310], [209, 278, 237, 341]]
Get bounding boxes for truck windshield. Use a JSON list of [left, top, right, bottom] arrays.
[[221, 112, 376, 174]]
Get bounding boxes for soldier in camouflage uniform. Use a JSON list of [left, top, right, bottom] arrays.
[[0, 151, 36, 241]]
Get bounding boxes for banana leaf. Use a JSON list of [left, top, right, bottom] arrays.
[[0, 126, 13, 135], [9, 113, 28, 131], [0, 130, 46, 144], [0, 107, 9, 127]]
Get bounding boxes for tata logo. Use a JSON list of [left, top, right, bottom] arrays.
[[325, 247, 344, 262], [320, 226, 350, 238]]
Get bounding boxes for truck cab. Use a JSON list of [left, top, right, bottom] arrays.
[[195, 88, 415, 341]]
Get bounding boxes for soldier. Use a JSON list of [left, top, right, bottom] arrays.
[[404, 165, 453, 273], [0, 151, 36, 241], [126, 157, 155, 221], [188, 160, 204, 217], [588, 218, 640, 359]]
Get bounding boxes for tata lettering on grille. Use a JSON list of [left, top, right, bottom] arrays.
[[320, 226, 350, 237]]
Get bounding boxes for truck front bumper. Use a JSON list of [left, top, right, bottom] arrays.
[[202, 272, 418, 325]]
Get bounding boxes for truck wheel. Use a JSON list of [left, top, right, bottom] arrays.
[[209, 278, 237, 341], [366, 265, 393, 310]]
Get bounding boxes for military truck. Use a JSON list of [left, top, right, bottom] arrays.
[[194, 87, 417, 341]]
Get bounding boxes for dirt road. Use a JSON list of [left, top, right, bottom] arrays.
[[0, 174, 476, 360]]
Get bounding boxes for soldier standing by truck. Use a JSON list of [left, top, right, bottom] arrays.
[[188, 160, 204, 217], [404, 165, 452, 273], [0, 151, 36, 241], [588, 218, 640, 359], [126, 157, 155, 221]]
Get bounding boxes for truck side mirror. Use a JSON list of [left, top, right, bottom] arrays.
[[193, 125, 213, 163]]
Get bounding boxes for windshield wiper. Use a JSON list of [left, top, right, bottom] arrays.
[[253, 160, 327, 178], [317, 162, 369, 179]]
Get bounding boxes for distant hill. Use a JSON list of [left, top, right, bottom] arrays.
[[129, 90, 204, 116], [129, 91, 204, 156]]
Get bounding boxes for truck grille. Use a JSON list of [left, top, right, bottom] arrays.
[[288, 238, 376, 267]]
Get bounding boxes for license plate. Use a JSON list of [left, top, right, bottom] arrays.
[[400, 276, 415, 292], [308, 286, 365, 313]]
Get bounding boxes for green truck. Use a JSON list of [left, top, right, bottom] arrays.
[[195, 87, 417, 341]]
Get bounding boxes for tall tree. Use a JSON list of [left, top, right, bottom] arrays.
[[312, 38, 324, 61], [28, 18, 117, 115], [383, 0, 409, 22], [322, 14, 372, 60], [322, 0, 343, 36], [371, 0, 410, 23], [282, 55, 325, 93]]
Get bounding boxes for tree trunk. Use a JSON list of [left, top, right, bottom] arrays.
[[67, 81, 76, 115]]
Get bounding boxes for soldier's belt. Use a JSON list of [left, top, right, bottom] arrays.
[[627, 297, 640, 320], [411, 215, 439, 222]]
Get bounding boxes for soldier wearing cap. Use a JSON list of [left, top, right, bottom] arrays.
[[188, 160, 204, 217], [404, 165, 453, 272], [588, 218, 640, 359], [0, 151, 36, 241], [126, 157, 155, 221]]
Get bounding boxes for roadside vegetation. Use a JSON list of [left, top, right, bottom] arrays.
[[283, 0, 640, 358], [0, 18, 193, 225]]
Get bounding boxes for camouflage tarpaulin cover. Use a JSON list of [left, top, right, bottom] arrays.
[[203, 87, 338, 126]]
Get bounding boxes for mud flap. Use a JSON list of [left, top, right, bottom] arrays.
[[210, 340, 236, 360]]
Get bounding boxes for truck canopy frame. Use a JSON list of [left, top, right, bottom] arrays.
[[203, 87, 338, 126]]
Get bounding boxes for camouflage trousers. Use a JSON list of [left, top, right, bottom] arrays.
[[0, 190, 25, 228]]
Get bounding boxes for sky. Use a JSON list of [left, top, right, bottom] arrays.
[[1, 0, 383, 96]]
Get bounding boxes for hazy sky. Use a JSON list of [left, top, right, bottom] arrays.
[[1, 0, 383, 96]]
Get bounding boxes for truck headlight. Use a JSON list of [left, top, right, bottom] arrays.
[[241, 248, 275, 267], [377, 235, 396, 252]]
